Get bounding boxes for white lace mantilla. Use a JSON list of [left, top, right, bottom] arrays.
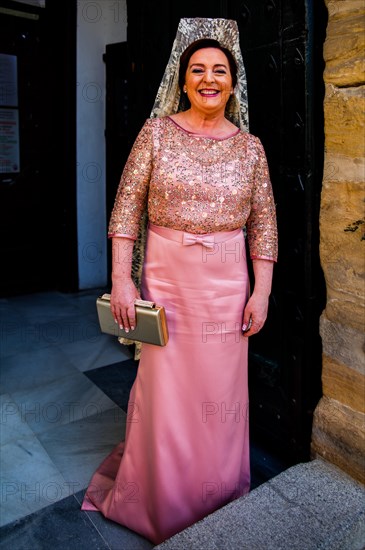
[[151, 17, 249, 132]]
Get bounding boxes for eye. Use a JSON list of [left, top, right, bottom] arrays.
[[215, 69, 227, 74], [192, 68, 204, 74]]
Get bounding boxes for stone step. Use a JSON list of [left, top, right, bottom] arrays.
[[154, 458, 365, 550]]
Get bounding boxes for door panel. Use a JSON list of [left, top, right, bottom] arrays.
[[232, 0, 327, 461], [0, 0, 77, 296]]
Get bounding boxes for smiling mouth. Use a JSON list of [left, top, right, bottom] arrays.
[[199, 89, 220, 97]]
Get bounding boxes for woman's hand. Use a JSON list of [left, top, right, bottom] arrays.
[[242, 292, 269, 337], [110, 279, 140, 333], [242, 258, 274, 337], [110, 236, 140, 333]]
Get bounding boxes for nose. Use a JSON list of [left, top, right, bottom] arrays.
[[204, 69, 215, 83]]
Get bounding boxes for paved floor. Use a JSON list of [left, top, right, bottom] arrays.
[[156, 459, 365, 550], [0, 289, 288, 549]]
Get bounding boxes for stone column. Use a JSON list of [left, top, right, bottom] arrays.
[[311, 0, 365, 483]]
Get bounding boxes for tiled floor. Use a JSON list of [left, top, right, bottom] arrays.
[[0, 289, 287, 549], [0, 288, 153, 549]]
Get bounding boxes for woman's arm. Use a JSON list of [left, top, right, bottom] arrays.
[[108, 119, 153, 240], [110, 237, 140, 332], [108, 120, 154, 332], [242, 258, 274, 337], [245, 136, 278, 263], [242, 136, 278, 336]]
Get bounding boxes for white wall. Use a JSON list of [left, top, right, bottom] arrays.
[[77, 0, 127, 289]]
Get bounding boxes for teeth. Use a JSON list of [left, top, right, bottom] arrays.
[[200, 90, 219, 95]]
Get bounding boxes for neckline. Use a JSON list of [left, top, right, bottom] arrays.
[[166, 116, 240, 142]]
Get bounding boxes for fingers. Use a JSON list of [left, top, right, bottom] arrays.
[[112, 302, 137, 333], [120, 304, 135, 333], [110, 280, 140, 333], [242, 317, 263, 337], [242, 294, 268, 337], [125, 302, 136, 332], [242, 310, 265, 337], [112, 303, 124, 329], [242, 317, 252, 333], [111, 291, 140, 333]]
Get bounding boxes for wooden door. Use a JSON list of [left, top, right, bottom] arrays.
[[0, 0, 77, 296]]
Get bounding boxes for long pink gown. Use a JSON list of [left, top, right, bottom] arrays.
[[81, 116, 278, 544]]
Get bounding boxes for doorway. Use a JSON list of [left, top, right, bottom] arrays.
[[0, 0, 77, 296], [106, 0, 327, 469]]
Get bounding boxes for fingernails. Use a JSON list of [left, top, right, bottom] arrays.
[[242, 323, 247, 331], [124, 328, 129, 333], [130, 326, 135, 331], [119, 325, 124, 330]]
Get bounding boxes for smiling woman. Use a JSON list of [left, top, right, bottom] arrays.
[[172, 38, 239, 137], [81, 18, 278, 545]]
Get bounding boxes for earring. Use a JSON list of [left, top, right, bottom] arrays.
[[183, 87, 187, 93]]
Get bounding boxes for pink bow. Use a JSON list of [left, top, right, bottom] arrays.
[[182, 232, 215, 249]]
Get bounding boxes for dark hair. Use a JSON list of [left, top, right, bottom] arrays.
[[178, 38, 238, 91]]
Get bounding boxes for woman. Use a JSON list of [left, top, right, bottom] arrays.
[[82, 18, 278, 545]]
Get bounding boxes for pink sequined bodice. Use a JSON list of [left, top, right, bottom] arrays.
[[109, 116, 278, 261]]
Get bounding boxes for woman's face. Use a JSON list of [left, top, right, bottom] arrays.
[[183, 48, 233, 117]]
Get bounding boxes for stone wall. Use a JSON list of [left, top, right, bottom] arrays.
[[311, 0, 365, 483]]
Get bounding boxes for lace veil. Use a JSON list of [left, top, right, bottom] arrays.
[[151, 17, 249, 131]]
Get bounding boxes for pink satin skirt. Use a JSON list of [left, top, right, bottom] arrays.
[[81, 223, 251, 544]]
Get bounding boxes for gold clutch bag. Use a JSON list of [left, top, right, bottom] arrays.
[[96, 293, 169, 346]]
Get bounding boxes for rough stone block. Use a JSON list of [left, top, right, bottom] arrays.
[[311, 396, 365, 484], [324, 4, 365, 86], [324, 293, 364, 333], [322, 354, 365, 412], [323, 153, 365, 184], [325, 0, 365, 20], [324, 84, 365, 157], [320, 315, 365, 374], [320, 178, 365, 304]]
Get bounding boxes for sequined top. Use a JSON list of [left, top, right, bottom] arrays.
[[108, 116, 278, 261]]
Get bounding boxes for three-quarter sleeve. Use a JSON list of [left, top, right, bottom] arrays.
[[246, 137, 278, 262], [108, 119, 154, 239]]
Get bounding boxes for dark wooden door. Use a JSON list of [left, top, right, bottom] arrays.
[[229, 0, 327, 464], [108, 0, 327, 467], [0, 0, 77, 296]]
